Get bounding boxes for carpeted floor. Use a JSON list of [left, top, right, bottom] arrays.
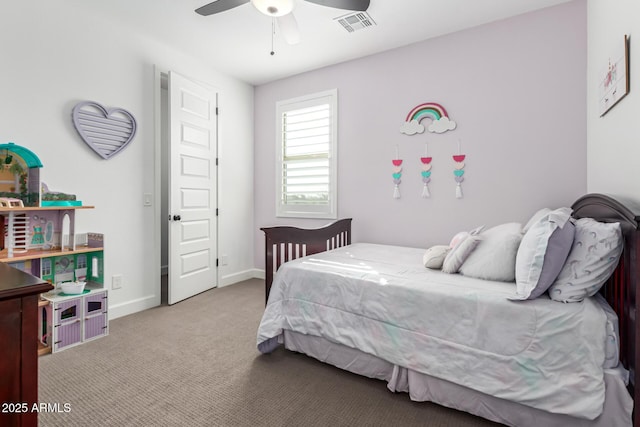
[[39, 279, 500, 426]]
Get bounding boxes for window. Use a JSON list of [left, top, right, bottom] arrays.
[[42, 259, 52, 276], [76, 254, 87, 269], [276, 89, 337, 219]]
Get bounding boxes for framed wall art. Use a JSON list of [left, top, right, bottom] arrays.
[[599, 35, 630, 117]]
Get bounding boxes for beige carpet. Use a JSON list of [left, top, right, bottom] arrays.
[[39, 279, 500, 427]]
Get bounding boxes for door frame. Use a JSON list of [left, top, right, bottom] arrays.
[[153, 66, 220, 304]]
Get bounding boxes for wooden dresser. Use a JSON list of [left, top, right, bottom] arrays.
[[0, 262, 52, 427]]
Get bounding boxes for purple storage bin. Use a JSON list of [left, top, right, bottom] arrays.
[[84, 291, 108, 341], [54, 319, 81, 351]]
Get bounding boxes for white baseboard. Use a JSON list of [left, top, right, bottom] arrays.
[[220, 268, 264, 287], [109, 269, 266, 318], [109, 294, 159, 320]]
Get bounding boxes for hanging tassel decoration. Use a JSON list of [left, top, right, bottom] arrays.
[[392, 160, 403, 199], [392, 145, 402, 199], [455, 182, 463, 198], [420, 157, 432, 198], [421, 182, 431, 198], [453, 140, 466, 199], [420, 143, 432, 198], [453, 154, 466, 199]]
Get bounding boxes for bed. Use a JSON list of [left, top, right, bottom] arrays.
[[257, 193, 640, 427]]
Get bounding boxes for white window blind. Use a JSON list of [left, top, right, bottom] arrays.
[[276, 89, 337, 219]]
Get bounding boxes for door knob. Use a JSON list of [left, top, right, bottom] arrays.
[[173, 215, 181, 221]]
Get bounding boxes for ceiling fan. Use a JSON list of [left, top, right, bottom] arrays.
[[195, 0, 371, 45]]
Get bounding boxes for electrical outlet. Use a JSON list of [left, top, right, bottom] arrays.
[[112, 274, 123, 290]]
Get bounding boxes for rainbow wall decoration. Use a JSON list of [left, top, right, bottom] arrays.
[[399, 102, 457, 135]]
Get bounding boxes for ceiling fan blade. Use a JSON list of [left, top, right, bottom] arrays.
[[277, 13, 301, 45], [303, 0, 370, 12], [195, 0, 250, 16]]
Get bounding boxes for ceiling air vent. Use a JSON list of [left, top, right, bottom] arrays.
[[335, 11, 376, 33]]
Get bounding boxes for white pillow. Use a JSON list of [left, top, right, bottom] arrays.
[[459, 222, 523, 282], [523, 208, 551, 233], [448, 225, 484, 248], [442, 234, 482, 274], [511, 207, 575, 300], [423, 245, 451, 269], [548, 219, 623, 303]]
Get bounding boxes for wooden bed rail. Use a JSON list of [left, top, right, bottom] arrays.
[[571, 193, 640, 427], [260, 218, 352, 305]]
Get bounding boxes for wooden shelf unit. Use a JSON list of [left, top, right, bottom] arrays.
[[0, 205, 97, 259], [37, 299, 51, 356], [0, 205, 95, 212], [0, 245, 104, 263], [37, 341, 51, 356]]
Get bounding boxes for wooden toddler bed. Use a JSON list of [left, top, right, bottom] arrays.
[[258, 194, 640, 427]]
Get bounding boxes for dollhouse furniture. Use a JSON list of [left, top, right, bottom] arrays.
[[0, 142, 42, 208], [259, 193, 640, 427], [0, 262, 52, 427], [0, 207, 106, 355], [42, 287, 108, 353], [0, 143, 107, 354], [0, 197, 24, 208]]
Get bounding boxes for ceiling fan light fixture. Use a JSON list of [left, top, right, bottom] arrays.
[[251, 0, 294, 17]]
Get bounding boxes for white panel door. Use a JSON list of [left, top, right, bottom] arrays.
[[168, 71, 217, 304]]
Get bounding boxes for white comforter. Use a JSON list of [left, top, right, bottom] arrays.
[[257, 243, 608, 419]]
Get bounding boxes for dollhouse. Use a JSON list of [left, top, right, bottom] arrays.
[[0, 142, 42, 207], [0, 142, 107, 354]]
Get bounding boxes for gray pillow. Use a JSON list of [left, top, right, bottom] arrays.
[[510, 207, 575, 300], [548, 219, 623, 303]]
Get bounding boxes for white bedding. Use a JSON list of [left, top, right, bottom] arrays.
[[283, 330, 632, 427], [257, 243, 608, 419]]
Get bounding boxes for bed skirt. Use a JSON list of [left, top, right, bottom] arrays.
[[282, 330, 633, 427]]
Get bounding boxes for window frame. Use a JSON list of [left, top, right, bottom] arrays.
[[275, 89, 338, 219]]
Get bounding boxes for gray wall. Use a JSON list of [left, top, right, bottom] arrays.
[[254, 0, 587, 268], [587, 0, 640, 201]]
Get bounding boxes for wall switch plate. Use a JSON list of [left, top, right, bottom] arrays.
[[221, 254, 229, 266], [143, 193, 152, 206], [112, 274, 123, 290]]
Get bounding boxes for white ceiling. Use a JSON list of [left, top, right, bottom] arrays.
[[76, 0, 573, 86]]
